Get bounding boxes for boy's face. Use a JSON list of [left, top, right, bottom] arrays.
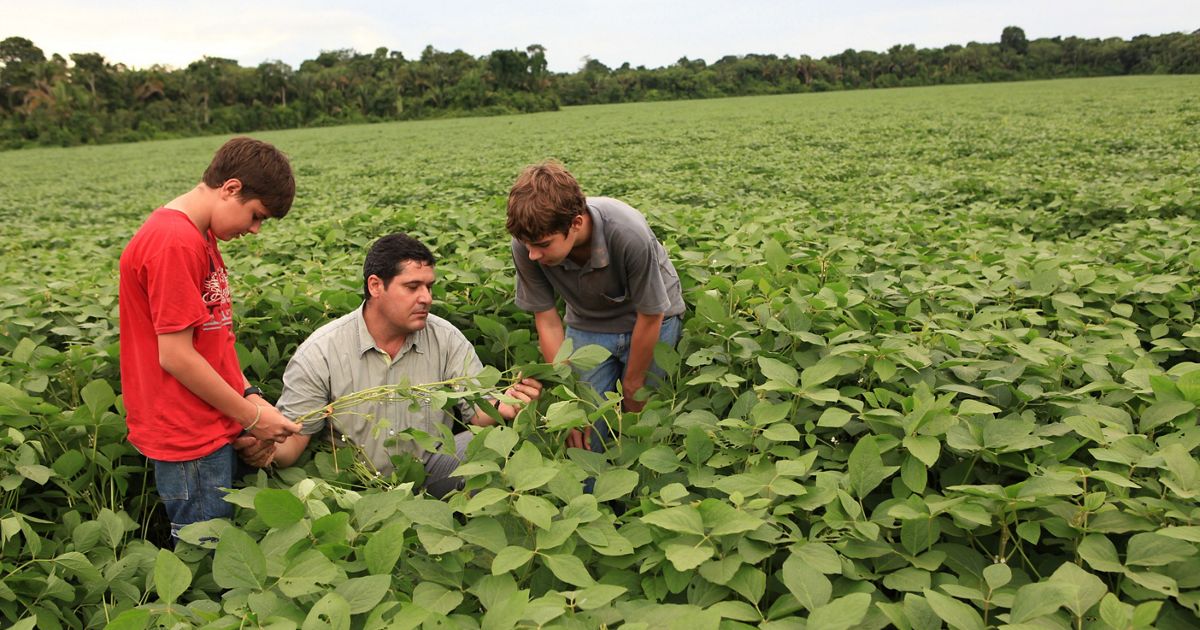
[[522, 216, 584, 266], [369, 261, 435, 334], [211, 180, 270, 241]]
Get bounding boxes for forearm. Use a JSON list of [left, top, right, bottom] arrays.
[[270, 433, 312, 468], [534, 309, 565, 363], [159, 332, 257, 426], [624, 312, 665, 390]]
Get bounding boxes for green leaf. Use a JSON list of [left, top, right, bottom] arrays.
[[575, 584, 627, 611], [302, 592, 351, 630], [545, 553, 594, 587], [1125, 532, 1197, 567], [153, 549, 191, 604], [334, 575, 391, 614], [514, 494, 557, 530], [639, 445, 681, 473], [848, 435, 894, 498], [794, 542, 841, 574], [1178, 369, 1200, 404], [592, 469, 638, 502], [492, 546, 535, 574], [958, 399, 1000, 415], [81, 378, 116, 417], [762, 422, 800, 442], [484, 425, 519, 456], [780, 554, 831, 610], [800, 357, 842, 390], [101, 609, 150, 630], [364, 520, 408, 575], [982, 563, 1011, 590], [758, 357, 798, 388], [254, 488, 306, 528], [1009, 581, 1072, 623], [642, 505, 705, 536], [1140, 400, 1195, 431], [726, 565, 766, 603], [412, 583, 463, 617], [806, 592, 871, 630], [213, 526, 266, 590], [1048, 562, 1107, 617], [922, 589, 985, 630], [817, 407, 852, 428], [568, 344, 612, 371], [665, 541, 714, 571], [903, 435, 940, 466], [278, 549, 340, 598], [1078, 534, 1123, 572], [543, 400, 588, 431]]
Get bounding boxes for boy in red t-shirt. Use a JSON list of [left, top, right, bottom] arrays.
[[119, 136, 302, 539]]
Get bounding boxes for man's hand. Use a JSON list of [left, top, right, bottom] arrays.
[[498, 377, 543, 420], [248, 405, 303, 443], [566, 426, 593, 451], [234, 434, 275, 468]]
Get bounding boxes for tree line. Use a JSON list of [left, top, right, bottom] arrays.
[[2, 27, 1198, 149]]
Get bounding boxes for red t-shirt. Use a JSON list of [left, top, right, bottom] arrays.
[[119, 209, 243, 461]]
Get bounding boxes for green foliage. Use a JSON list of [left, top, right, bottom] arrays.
[[1, 76, 1200, 627]]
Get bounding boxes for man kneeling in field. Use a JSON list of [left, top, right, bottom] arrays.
[[236, 233, 541, 496]]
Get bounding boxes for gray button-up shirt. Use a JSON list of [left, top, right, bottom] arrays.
[[512, 197, 685, 333], [275, 304, 482, 474]]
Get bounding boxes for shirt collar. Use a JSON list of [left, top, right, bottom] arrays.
[[353, 303, 425, 359]]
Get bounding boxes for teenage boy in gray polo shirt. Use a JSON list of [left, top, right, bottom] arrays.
[[507, 161, 685, 452], [238, 233, 542, 497]]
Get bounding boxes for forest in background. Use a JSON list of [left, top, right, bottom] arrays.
[[1, 26, 1198, 148]]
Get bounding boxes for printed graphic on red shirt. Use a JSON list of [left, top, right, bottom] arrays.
[[201, 265, 233, 332]]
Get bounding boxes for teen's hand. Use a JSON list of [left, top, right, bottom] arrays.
[[249, 405, 302, 443], [233, 434, 275, 468], [498, 376, 543, 419]]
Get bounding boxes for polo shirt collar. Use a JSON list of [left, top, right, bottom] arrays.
[[353, 303, 426, 358]]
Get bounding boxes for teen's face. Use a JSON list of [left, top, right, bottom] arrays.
[[370, 261, 435, 334], [211, 181, 269, 241], [523, 215, 584, 266], [523, 232, 574, 266]]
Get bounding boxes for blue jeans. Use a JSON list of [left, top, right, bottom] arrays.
[[152, 443, 236, 540], [566, 315, 682, 451]]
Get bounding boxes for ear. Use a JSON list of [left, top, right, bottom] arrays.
[[367, 274, 385, 298], [220, 178, 243, 198]]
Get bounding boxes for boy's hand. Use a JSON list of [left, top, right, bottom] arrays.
[[234, 435, 276, 468], [498, 376, 543, 420], [622, 378, 646, 413], [250, 405, 303, 443]]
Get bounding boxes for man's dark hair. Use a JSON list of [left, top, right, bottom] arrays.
[[363, 233, 436, 300], [202, 136, 296, 218]]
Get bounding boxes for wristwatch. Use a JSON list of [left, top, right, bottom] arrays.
[[243, 386, 264, 398]]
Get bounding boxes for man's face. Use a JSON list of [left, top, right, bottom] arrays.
[[370, 261, 435, 334]]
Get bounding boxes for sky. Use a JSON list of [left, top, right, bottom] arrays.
[[5, 0, 1198, 73]]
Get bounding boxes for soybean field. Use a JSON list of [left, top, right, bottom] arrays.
[[1, 75, 1199, 629]]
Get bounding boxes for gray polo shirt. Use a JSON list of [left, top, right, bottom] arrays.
[[275, 304, 482, 474], [512, 196, 685, 333]]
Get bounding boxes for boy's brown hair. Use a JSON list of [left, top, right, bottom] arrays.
[[506, 160, 586, 242], [203, 136, 296, 217]]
